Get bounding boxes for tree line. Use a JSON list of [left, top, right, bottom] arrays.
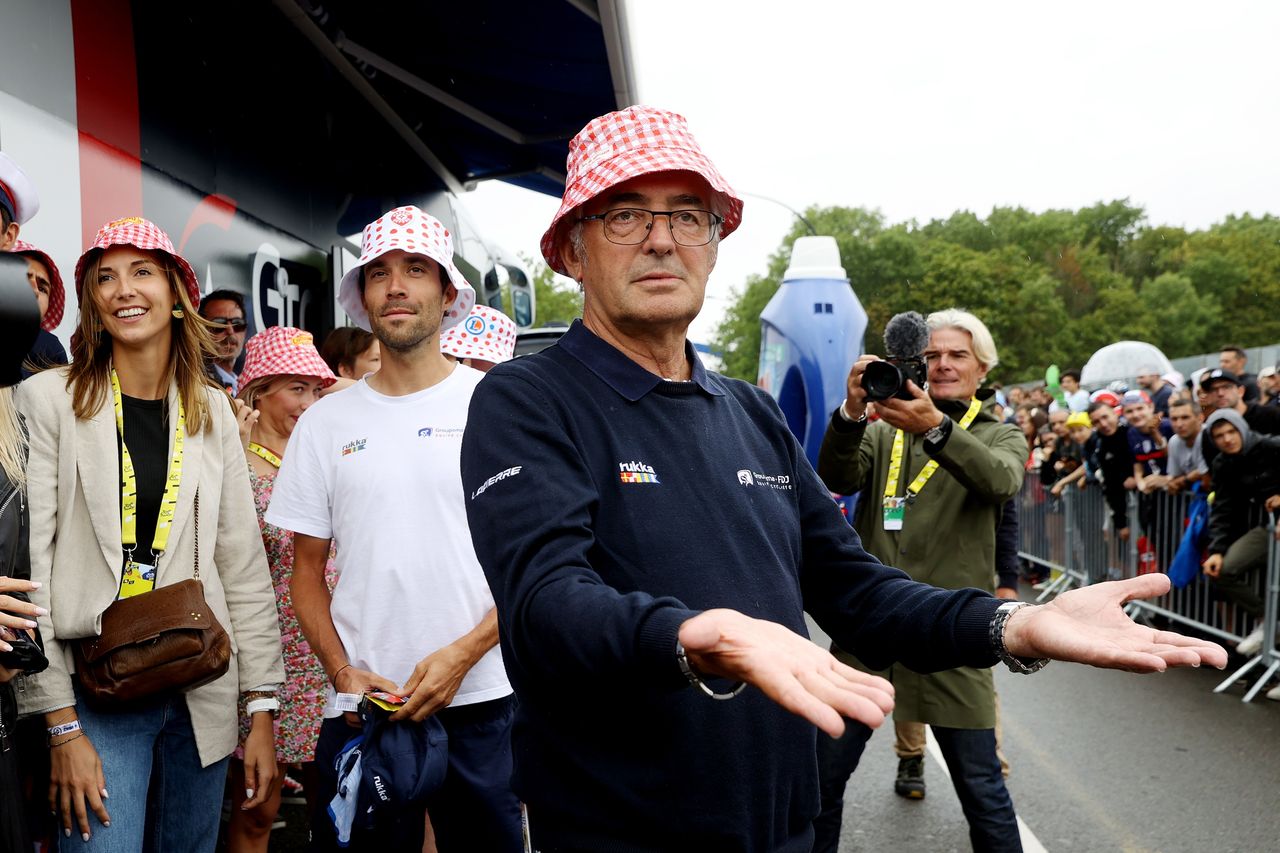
[[713, 201, 1280, 385]]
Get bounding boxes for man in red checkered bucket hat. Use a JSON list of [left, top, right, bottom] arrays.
[[458, 106, 1229, 852], [439, 304, 516, 373], [9, 239, 69, 374]]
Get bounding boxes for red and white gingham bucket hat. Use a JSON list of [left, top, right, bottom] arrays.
[[337, 205, 475, 332], [439, 304, 517, 365], [73, 217, 201, 307], [540, 106, 744, 276], [238, 325, 336, 391], [10, 239, 65, 331]]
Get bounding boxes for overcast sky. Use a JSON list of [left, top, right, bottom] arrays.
[[461, 0, 1280, 343]]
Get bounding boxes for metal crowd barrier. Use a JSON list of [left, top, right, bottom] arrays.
[[1017, 478, 1277, 702]]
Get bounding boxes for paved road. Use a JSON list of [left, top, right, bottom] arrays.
[[809, 604, 1280, 853]]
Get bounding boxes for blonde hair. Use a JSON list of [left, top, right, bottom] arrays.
[[237, 375, 293, 410], [67, 249, 223, 432], [0, 387, 26, 491], [927, 308, 1000, 371]]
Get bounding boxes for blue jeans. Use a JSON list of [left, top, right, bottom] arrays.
[[814, 721, 1021, 853], [73, 687, 229, 853], [310, 694, 521, 852]]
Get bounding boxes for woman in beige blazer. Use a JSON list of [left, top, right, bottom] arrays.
[[16, 218, 284, 852]]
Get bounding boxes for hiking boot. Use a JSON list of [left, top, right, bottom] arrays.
[[894, 756, 926, 799]]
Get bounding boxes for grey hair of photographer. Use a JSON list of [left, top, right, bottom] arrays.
[[927, 308, 999, 372]]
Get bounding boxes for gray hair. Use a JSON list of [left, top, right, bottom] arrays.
[[926, 308, 999, 371]]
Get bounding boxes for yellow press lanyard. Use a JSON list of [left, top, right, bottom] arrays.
[[247, 442, 282, 468], [883, 398, 982, 502], [112, 369, 184, 597]]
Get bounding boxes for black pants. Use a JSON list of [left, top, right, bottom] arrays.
[[309, 694, 522, 852], [812, 720, 1022, 853]]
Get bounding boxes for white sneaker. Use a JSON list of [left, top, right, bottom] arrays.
[[1236, 626, 1266, 657], [1267, 683, 1280, 701]]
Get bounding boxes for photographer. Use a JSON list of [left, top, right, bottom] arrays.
[[814, 309, 1027, 853]]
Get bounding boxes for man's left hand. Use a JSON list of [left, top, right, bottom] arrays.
[[1002, 574, 1227, 672], [875, 381, 945, 435], [392, 642, 476, 722]]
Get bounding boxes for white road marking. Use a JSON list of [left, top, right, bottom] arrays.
[[924, 726, 1049, 853]]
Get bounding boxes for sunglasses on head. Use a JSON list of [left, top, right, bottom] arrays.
[[208, 317, 247, 333]]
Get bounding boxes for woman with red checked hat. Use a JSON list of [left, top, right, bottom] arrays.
[[15, 217, 284, 851], [225, 326, 336, 852]]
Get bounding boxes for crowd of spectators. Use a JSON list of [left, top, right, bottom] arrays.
[[1010, 347, 1280, 687]]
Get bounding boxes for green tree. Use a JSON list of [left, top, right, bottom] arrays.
[[518, 253, 583, 326]]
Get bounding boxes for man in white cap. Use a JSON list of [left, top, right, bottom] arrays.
[[458, 106, 1226, 851], [266, 206, 519, 850], [0, 151, 40, 250]]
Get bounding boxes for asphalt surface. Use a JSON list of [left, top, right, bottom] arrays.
[[808, 597, 1280, 853]]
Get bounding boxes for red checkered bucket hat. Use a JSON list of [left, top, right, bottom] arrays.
[[338, 205, 475, 332], [439, 305, 517, 365], [10, 239, 65, 331], [540, 106, 744, 276], [73, 217, 201, 307], [238, 325, 336, 391]]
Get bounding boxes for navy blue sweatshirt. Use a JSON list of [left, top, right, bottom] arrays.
[[461, 321, 1003, 853]]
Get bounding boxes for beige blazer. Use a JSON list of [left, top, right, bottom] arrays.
[[16, 368, 284, 767]]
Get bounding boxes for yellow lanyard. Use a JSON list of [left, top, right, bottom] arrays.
[[247, 442, 282, 469], [884, 398, 982, 502], [111, 369, 185, 562]]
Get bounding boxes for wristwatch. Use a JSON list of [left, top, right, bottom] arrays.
[[990, 601, 1050, 674], [923, 416, 951, 447]]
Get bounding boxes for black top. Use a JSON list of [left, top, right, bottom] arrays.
[[119, 395, 169, 564], [1202, 402, 1280, 469], [460, 320, 1002, 853], [1207, 435, 1280, 554]]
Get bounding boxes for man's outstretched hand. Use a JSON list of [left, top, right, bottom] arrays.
[[1003, 574, 1228, 672], [677, 609, 895, 739]]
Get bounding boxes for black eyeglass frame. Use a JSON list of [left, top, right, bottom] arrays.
[[578, 208, 725, 247]]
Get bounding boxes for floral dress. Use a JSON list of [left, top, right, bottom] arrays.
[[235, 467, 338, 763]]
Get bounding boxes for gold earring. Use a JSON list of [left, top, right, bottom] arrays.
[[171, 308, 184, 319]]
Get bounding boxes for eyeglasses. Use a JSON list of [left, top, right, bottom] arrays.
[[578, 208, 723, 247], [208, 317, 247, 333]]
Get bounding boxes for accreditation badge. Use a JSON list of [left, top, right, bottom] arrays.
[[882, 496, 906, 531], [119, 560, 157, 599]]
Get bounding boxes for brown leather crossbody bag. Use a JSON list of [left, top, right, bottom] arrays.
[[73, 493, 231, 708]]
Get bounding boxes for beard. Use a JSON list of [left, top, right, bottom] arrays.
[[369, 305, 441, 352]]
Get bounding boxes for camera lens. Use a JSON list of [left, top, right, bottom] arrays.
[[862, 361, 903, 402]]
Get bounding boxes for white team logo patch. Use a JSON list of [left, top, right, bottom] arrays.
[[736, 469, 792, 490]]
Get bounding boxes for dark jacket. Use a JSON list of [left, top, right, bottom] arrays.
[[1206, 413, 1280, 555], [0, 454, 34, 853]]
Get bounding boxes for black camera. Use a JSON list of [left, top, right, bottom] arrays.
[[862, 356, 929, 401], [860, 311, 931, 402], [0, 628, 48, 675]]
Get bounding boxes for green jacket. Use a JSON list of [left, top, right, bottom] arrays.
[[816, 391, 1025, 728]]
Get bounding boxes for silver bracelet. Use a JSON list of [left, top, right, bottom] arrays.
[[675, 641, 747, 700]]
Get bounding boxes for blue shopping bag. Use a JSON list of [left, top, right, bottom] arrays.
[[1167, 484, 1210, 589]]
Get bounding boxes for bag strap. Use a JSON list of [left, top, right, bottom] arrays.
[[193, 490, 200, 581]]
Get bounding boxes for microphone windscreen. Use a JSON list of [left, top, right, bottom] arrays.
[[882, 311, 930, 359]]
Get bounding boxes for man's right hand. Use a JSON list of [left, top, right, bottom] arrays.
[[841, 355, 883, 422], [678, 609, 895, 739], [333, 665, 399, 727]]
